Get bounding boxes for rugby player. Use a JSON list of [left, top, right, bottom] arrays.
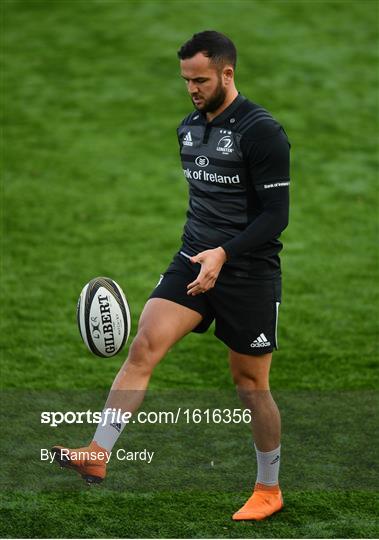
[[52, 30, 290, 521]]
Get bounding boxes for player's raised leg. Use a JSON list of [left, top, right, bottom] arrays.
[[52, 298, 203, 483], [229, 350, 283, 520]]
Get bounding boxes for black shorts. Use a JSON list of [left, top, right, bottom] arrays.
[[149, 251, 281, 356]]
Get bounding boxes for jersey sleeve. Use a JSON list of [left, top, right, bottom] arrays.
[[221, 128, 290, 260]]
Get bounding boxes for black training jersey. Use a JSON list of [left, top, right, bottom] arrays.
[[177, 94, 290, 277]]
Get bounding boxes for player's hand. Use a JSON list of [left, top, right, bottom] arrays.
[[187, 247, 227, 296]]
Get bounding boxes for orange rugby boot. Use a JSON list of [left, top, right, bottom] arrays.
[[51, 440, 109, 484], [232, 483, 283, 521]]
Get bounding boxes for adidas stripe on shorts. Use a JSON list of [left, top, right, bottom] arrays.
[[149, 251, 281, 356]]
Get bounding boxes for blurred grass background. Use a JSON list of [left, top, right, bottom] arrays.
[[1, 0, 378, 537]]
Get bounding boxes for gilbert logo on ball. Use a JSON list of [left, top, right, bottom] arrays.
[[77, 277, 131, 357]]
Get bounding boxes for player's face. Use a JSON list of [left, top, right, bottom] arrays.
[[180, 53, 227, 113]]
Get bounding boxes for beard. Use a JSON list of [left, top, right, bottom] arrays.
[[191, 78, 227, 113]]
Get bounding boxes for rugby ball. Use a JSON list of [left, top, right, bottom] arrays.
[[77, 277, 131, 357]]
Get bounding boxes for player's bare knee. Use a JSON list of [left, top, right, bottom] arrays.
[[230, 351, 271, 389], [232, 369, 269, 392], [127, 333, 160, 373]]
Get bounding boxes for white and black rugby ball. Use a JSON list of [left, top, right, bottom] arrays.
[[77, 277, 131, 357]]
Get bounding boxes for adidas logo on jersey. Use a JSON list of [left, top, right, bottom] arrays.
[[183, 131, 193, 146], [250, 333, 271, 348]]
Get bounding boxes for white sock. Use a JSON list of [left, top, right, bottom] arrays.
[[93, 408, 128, 452], [254, 444, 281, 486]]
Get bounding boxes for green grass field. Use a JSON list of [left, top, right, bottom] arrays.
[[1, 0, 378, 537]]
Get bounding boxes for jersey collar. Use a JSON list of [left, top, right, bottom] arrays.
[[203, 93, 246, 126]]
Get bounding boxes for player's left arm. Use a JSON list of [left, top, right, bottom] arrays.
[[221, 127, 290, 260], [187, 247, 227, 296], [187, 127, 290, 296]]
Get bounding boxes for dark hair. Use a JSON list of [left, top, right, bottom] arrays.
[[177, 30, 237, 69]]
